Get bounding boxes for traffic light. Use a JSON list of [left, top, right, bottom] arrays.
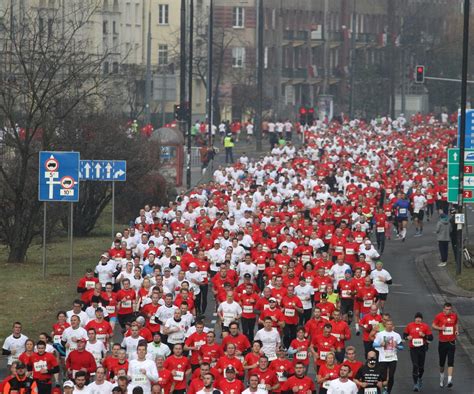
[[415, 65, 425, 83], [299, 107, 307, 124], [174, 104, 182, 120], [307, 108, 315, 125]]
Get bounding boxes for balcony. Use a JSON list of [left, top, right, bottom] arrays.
[[283, 30, 309, 45], [354, 33, 377, 48], [282, 68, 308, 80]]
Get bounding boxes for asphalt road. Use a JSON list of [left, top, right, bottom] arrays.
[[203, 212, 474, 393]]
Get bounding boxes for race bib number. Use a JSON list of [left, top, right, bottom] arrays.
[[195, 340, 205, 349], [325, 234, 332, 240], [322, 381, 331, 389], [133, 373, 147, 384], [427, 194, 433, 199], [200, 271, 208, 278], [121, 300, 132, 308], [174, 370, 184, 381], [301, 255, 310, 263], [335, 246, 343, 253], [364, 388, 378, 394], [376, 227, 385, 233], [363, 300, 373, 307], [85, 281, 96, 289], [257, 264, 266, 271], [341, 290, 351, 298], [97, 334, 107, 343], [53, 335, 62, 344], [319, 351, 328, 360], [443, 326, 454, 336], [33, 361, 47, 372], [355, 236, 363, 243], [399, 208, 407, 215], [345, 248, 354, 255], [276, 372, 287, 382], [284, 308, 295, 317], [384, 350, 396, 360], [319, 285, 327, 292], [267, 352, 277, 361], [258, 384, 267, 391], [412, 338, 424, 347], [243, 305, 254, 314], [106, 305, 116, 314], [295, 351, 307, 360]]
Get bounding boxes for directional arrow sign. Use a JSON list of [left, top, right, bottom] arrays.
[[447, 148, 474, 203], [79, 160, 127, 181]]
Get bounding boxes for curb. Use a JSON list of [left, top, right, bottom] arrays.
[[416, 253, 474, 363]]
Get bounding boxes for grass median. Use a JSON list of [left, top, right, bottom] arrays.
[[447, 248, 474, 292], [0, 213, 120, 344]]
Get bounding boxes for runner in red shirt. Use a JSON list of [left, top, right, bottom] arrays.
[[432, 303, 459, 388], [199, 331, 224, 368], [280, 286, 303, 348], [163, 343, 191, 393], [403, 312, 434, 390], [155, 355, 173, 394], [341, 346, 363, 380], [249, 356, 280, 392], [184, 321, 208, 371], [317, 352, 340, 392], [289, 327, 310, 367], [280, 362, 315, 394], [310, 324, 338, 368], [216, 367, 245, 394]]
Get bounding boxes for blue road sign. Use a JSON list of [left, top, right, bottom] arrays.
[[80, 160, 127, 181], [39, 151, 80, 202], [457, 110, 474, 148]]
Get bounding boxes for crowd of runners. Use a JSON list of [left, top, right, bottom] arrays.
[[1, 115, 462, 394]]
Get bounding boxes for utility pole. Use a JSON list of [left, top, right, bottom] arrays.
[[207, 0, 214, 148], [180, 0, 187, 136], [387, 0, 396, 119], [186, 0, 194, 189], [144, 0, 152, 125], [348, 0, 357, 119], [456, 0, 471, 275], [322, 0, 329, 94], [255, 0, 264, 152]]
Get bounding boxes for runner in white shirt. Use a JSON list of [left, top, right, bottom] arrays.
[[86, 366, 114, 394], [373, 321, 402, 394], [412, 189, 427, 236], [146, 332, 171, 360], [153, 295, 179, 335], [85, 330, 106, 367], [369, 261, 393, 311], [329, 258, 352, 288], [120, 325, 144, 361], [164, 309, 189, 345], [327, 365, 358, 394], [242, 374, 268, 394], [196, 372, 223, 394], [254, 317, 281, 361], [61, 316, 88, 356], [67, 301, 90, 328], [294, 278, 315, 323], [217, 293, 243, 328], [2, 322, 28, 365], [128, 342, 159, 392]]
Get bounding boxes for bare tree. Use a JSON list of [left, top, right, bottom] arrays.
[[0, 1, 112, 262]]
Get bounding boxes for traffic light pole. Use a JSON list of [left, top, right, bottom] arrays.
[[186, 0, 194, 190], [255, 0, 264, 152], [456, 0, 470, 276], [180, 0, 187, 137]]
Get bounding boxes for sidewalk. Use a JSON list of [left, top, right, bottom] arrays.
[[416, 252, 474, 352]]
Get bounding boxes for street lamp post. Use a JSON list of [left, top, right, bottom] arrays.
[[456, 0, 471, 275]]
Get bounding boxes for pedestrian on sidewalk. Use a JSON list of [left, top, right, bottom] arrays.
[[223, 133, 234, 164], [436, 213, 451, 267]]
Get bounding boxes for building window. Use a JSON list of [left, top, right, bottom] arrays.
[[233, 7, 245, 28], [112, 62, 119, 74], [158, 44, 168, 65], [232, 47, 245, 68], [159, 4, 169, 25], [113, 21, 117, 34], [103, 20, 108, 34], [103, 61, 109, 74]]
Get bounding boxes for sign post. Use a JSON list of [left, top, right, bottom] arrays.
[[79, 160, 127, 239], [447, 149, 474, 203], [39, 151, 80, 278]]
